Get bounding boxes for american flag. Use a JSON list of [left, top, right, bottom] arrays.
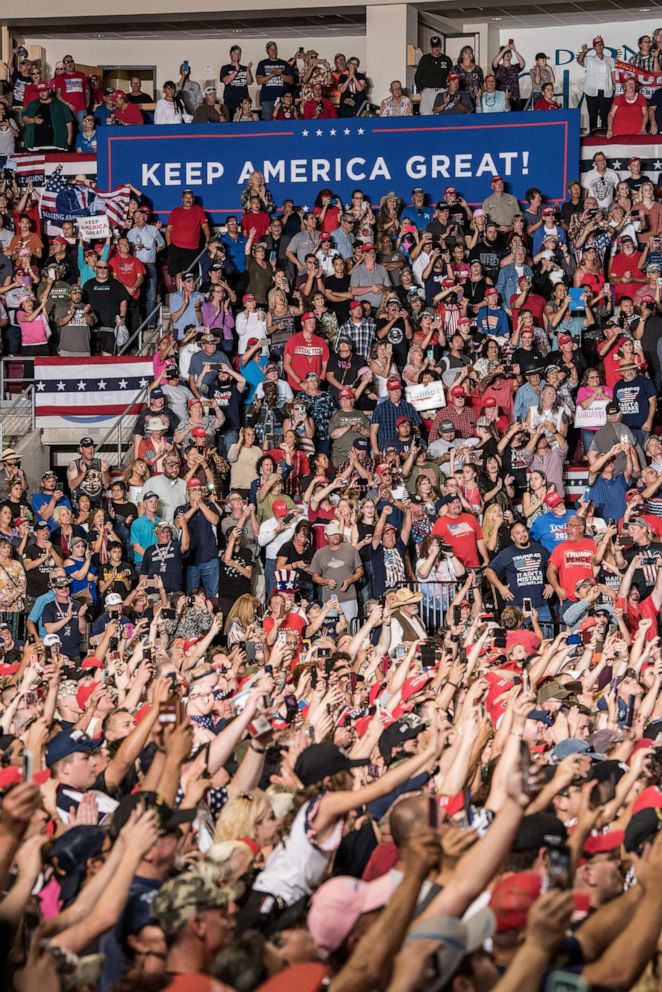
[[40, 165, 131, 231], [6, 153, 46, 176], [34, 356, 154, 428]]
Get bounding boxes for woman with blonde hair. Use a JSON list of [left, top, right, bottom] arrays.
[[124, 458, 150, 505], [481, 503, 510, 559], [214, 789, 279, 851], [369, 340, 396, 398], [225, 593, 262, 645], [198, 840, 258, 888], [240, 169, 276, 215]]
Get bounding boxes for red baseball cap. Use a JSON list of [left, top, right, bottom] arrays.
[[583, 830, 625, 855], [360, 243, 376, 252], [541, 207, 555, 216], [339, 388, 354, 399], [81, 656, 102, 670], [386, 377, 402, 390], [481, 397, 497, 409], [491, 175, 504, 185], [450, 385, 466, 398], [444, 185, 456, 194], [395, 416, 409, 426], [349, 300, 362, 310], [186, 477, 202, 489], [558, 333, 573, 345], [485, 287, 498, 296], [246, 337, 260, 347], [301, 311, 316, 321], [52, 235, 68, 245], [544, 492, 563, 508], [190, 426, 206, 438], [36, 82, 49, 92], [442, 278, 455, 288], [375, 463, 392, 475], [242, 293, 255, 303], [490, 872, 542, 932], [183, 637, 203, 653], [272, 499, 289, 518]]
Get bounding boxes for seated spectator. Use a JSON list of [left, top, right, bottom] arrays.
[[379, 80, 413, 117], [302, 82, 337, 120]]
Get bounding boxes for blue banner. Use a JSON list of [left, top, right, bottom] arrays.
[[97, 111, 579, 218]]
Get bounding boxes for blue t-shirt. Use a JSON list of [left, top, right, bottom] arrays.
[[94, 103, 115, 126], [75, 131, 98, 153], [476, 306, 510, 338], [220, 232, 247, 273], [614, 375, 656, 429], [488, 542, 550, 608], [587, 473, 630, 524], [130, 515, 160, 565], [31, 493, 72, 532], [529, 510, 575, 552], [28, 590, 55, 636], [401, 205, 433, 229], [174, 500, 218, 565], [242, 356, 268, 404]]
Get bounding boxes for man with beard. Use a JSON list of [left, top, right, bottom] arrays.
[[486, 521, 553, 634]]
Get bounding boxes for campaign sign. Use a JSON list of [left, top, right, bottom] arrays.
[[97, 111, 579, 218], [406, 380, 446, 412], [77, 214, 110, 240]]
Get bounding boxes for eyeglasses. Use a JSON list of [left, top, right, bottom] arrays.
[[96, 265, 109, 270], [64, 58, 75, 64]]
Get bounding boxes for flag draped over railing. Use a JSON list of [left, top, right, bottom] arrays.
[[39, 165, 131, 234], [34, 356, 154, 428]]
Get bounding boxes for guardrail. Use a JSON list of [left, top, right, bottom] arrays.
[[0, 384, 35, 451]]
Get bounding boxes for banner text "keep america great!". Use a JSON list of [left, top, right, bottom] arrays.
[[97, 111, 579, 216]]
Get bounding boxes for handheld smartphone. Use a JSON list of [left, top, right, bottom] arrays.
[[182, 59, 190, 72], [453, 605, 462, 625], [522, 662, 531, 695], [269, 250, 277, 264], [158, 701, 177, 725], [324, 655, 334, 677], [428, 795, 439, 829], [625, 693, 636, 729], [522, 597, 532, 614], [23, 750, 34, 783], [567, 633, 582, 646], [420, 640, 436, 667], [264, 664, 273, 675], [547, 845, 571, 890], [143, 646, 152, 663], [245, 641, 257, 662], [284, 693, 298, 720], [310, 667, 318, 690], [350, 671, 358, 693], [161, 608, 176, 620]]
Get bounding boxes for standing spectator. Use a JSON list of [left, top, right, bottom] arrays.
[[127, 206, 165, 327], [82, 258, 130, 356], [22, 83, 74, 151], [607, 78, 648, 138], [256, 42, 294, 122], [175, 479, 221, 596], [177, 63, 203, 117], [52, 55, 90, 129], [432, 493, 488, 569], [337, 57, 367, 117], [414, 36, 453, 116], [310, 521, 363, 623], [166, 190, 210, 281], [379, 80, 413, 117], [577, 36, 616, 133], [154, 80, 192, 124], [370, 378, 422, 456], [126, 75, 152, 106], [192, 86, 226, 123], [477, 75, 508, 113], [492, 42, 525, 110], [581, 152, 619, 210], [613, 359, 657, 447], [482, 177, 520, 232], [529, 52, 555, 104], [220, 47, 254, 121], [283, 313, 330, 391], [454, 45, 484, 105], [350, 243, 391, 311]]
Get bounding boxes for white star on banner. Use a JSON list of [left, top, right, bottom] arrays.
[[316, 129, 322, 136], [654, 160, 662, 170], [56, 381, 65, 391], [358, 127, 364, 134], [343, 128, 350, 135], [139, 378, 148, 387], [612, 159, 622, 169], [302, 129, 309, 136], [77, 380, 86, 391], [118, 379, 128, 389], [330, 128, 336, 135], [97, 380, 107, 390], [302, 204, 309, 211], [36, 381, 45, 392]]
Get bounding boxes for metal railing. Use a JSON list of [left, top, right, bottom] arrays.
[[0, 384, 35, 452]]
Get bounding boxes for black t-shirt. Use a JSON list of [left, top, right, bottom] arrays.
[[140, 540, 184, 592], [469, 241, 504, 282], [22, 544, 59, 598], [219, 545, 252, 600], [623, 542, 662, 598], [33, 100, 55, 148], [377, 317, 409, 367], [639, 314, 662, 373], [277, 537, 315, 582], [512, 346, 546, 374], [110, 498, 138, 527], [211, 379, 242, 431], [220, 64, 251, 108], [82, 277, 131, 328], [133, 406, 179, 438], [99, 560, 136, 597], [324, 274, 352, 324], [326, 353, 364, 400]]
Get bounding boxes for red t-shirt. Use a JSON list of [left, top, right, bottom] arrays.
[[263, 610, 306, 665], [109, 254, 146, 297], [115, 102, 144, 125], [610, 251, 645, 303], [314, 204, 341, 234], [432, 512, 483, 568], [615, 593, 659, 641], [283, 331, 330, 389], [54, 71, 89, 112], [242, 211, 270, 239], [549, 538, 596, 601], [612, 93, 647, 136], [510, 292, 546, 332], [167, 204, 207, 249]]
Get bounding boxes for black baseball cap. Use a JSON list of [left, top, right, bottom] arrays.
[[512, 813, 567, 852], [79, 436, 95, 447], [109, 790, 196, 839], [378, 721, 424, 765], [624, 808, 662, 852], [430, 35, 442, 46], [294, 742, 368, 787]]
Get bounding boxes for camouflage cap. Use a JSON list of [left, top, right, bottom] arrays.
[[57, 679, 81, 700], [150, 873, 235, 937]]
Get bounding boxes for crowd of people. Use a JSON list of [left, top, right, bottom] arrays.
[[5, 20, 662, 992], [0, 28, 658, 153]]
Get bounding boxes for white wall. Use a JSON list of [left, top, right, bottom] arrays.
[[497, 18, 662, 112], [22, 34, 367, 104]]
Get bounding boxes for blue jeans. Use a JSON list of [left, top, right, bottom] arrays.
[[217, 429, 239, 459], [260, 101, 276, 121], [581, 430, 597, 456], [265, 558, 277, 599], [141, 264, 158, 326], [633, 428, 650, 449], [527, 602, 554, 640], [185, 557, 219, 598]]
